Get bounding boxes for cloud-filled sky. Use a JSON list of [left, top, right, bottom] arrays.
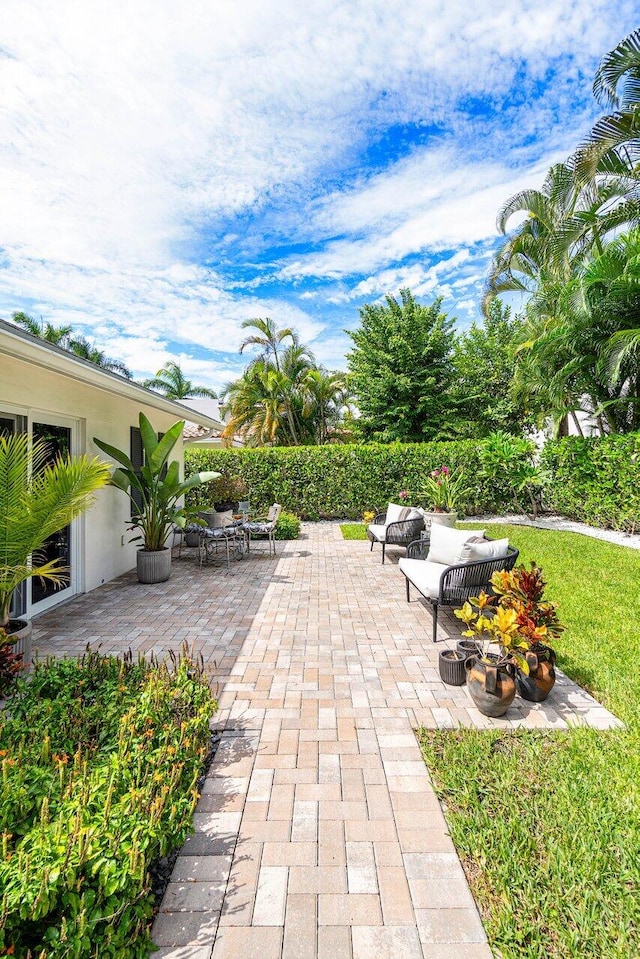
[[1, 1, 638, 389]]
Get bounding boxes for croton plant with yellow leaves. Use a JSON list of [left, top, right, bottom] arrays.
[[455, 561, 564, 673]]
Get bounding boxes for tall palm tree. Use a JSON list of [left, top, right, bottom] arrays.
[[573, 27, 640, 184], [239, 317, 298, 373], [143, 361, 217, 400], [0, 433, 110, 627], [10, 311, 73, 347], [221, 361, 292, 446], [68, 336, 133, 379]]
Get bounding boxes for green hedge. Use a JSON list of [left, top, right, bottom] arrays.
[[185, 442, 516, 520], [0, 649, 214, 958], [542, 433, 640, 532]]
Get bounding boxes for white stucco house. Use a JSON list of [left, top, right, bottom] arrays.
[[0, 319, 224, 620]]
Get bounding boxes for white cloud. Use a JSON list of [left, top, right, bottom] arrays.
[[0, 0, 637, 370]]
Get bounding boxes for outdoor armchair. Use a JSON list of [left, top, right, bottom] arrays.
[[367, 504, 425, 564], [399, 535, 519, 642], [243, 503, 282, 556]]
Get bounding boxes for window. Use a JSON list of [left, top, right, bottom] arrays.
[[130, 426, 144, 517]]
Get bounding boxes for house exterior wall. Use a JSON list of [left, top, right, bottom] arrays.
[[0, 352, 183, 598]]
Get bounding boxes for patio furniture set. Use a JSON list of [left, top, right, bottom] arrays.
[[179, 503, 282, 567], [368, 504, 518, 642]]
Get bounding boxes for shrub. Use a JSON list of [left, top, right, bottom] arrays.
[[542, 433, 640, 532], [274, 511, 301, 540], [184, 442, 519, 520], [0, 648, 215, 958]]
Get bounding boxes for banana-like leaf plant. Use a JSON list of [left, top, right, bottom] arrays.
[[94, 413, 219, 551], [0, 433, 110, 628]]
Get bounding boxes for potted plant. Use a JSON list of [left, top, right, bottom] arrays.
[[438, 648, 467, 686], [94, 413, 219, 584], [490, 563, 563, 702], [455, 591, 530, 717], [402, 467, 469, 528], [0, 432, 109, 664]]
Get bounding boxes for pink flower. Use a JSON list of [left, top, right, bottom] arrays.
[[440, 466, 450, 475], [399, 490, 409, 500], [430, 469, 439, 479]]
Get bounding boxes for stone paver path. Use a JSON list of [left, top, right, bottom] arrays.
[[31, 523, 622, 959]]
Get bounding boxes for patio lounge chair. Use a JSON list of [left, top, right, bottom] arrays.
[[399, 526, 519, 642], [367, 503, 425, 563], [243, 503, 282, 556]]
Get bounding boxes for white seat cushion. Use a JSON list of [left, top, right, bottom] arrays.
[[368, 523, 387, 542], [459, 537, 510, 563], [426, 524, 486, 566], [398, 558, 450, 599]]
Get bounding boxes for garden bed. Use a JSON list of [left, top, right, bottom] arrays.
[[0, 648, 215, 958]]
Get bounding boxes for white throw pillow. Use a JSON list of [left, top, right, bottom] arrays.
[[459, 537, 510, 563], [386, 502, 410, 524], [426, 524, 486, 567], [405, 507, 423, 521]]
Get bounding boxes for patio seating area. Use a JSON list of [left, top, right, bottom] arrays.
[[30, 523, 622, 959]]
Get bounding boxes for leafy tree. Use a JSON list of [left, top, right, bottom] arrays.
[[8, 311, 132, 378], [449, 301, 533, 437], [143, 361, 217, 400], [346, 289, 456, 442], [239, 317, 298, 372]]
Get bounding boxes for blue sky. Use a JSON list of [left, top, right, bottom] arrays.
[[1, 2, 638, 391]]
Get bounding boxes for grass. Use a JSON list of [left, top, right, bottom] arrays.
[[416, 524, 640, 959], [339, 522, 368, 540]]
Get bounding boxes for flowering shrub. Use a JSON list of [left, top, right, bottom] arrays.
[[0, 628, 23, 697], [0, 648, 215, 958], [404, 466, 471, 512]]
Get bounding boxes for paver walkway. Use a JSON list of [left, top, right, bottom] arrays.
[[31, 523, 622, 959]]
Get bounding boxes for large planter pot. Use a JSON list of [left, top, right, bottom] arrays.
[[137, 548, 172, 584], [466, 654, 516, 717], [516, 645, 556, 703], [425, 510, 458, 528], [439, 649, 467, 686], [6, 619, 32, 670]]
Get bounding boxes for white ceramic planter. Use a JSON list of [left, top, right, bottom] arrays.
[[424, 510, 458, 528]]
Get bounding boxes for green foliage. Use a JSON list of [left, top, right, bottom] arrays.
[[449, 301, 534, 437], [346, 289, 456, 442], [0, 433, 110, 627], [478, 431, 545, 516], [274, 511, 301, 540], [0, 629, 23, 696], [0, 647, 215, 958], [421, 522, 640, 959], [94, 412, 219, 550], [542, 432, 640, 531], [185, 441, 518, 520], [143, 361, 217, 400]]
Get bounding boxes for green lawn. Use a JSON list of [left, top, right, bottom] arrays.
[[339, 522, 369, 540], [416, 524, 640, 959]]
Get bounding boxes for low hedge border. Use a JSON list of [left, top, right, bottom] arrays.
[[0, 648, 215, 958]]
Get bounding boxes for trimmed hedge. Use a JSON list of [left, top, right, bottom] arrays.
[[542, 433, 640, 532], [185, 442, 517, 520]]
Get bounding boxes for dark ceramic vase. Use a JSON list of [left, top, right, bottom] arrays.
[[466, 654, 516, 717], [516, 645, 556, 702]]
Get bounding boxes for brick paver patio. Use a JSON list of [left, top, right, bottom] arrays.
[[32, 523, 622, 959]]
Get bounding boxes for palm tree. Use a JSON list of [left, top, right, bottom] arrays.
[[302, 369, 352, 444], [68, 336, 133, 379], [143, 361, 217, 400], [221, 361, 292, 446], [11, 311, 73, 347], [0, 433, 110, 627], [573, 27, 640, 184], [239, 317, 298, 373]]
